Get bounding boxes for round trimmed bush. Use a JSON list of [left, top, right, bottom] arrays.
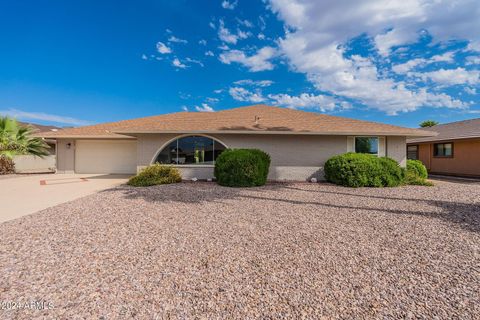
[[214, 149, 271, 187], [127, 164, 181, 187], [324, 153, 404, 188], [406, 159, 427, 179]]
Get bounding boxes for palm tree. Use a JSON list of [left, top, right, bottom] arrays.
[[0, 116, 50, 158]]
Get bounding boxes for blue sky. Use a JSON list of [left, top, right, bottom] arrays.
[[0, 0, 479, 128]]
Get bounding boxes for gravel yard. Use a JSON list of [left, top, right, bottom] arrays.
[[1, 181, 479, 319]]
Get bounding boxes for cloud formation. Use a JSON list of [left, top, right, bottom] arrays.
[[156, 42, 172, 54], [268, 0, 479, 114], [219, 47, 276, 71], [0, 109, 91, 126], [195, 103, 215, 112]]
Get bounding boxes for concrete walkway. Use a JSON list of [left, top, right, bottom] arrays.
[[0, 173, 130, 223]]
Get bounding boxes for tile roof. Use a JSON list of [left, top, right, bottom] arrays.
[[19, 121, 61, 133], [38, 104, 435, 138], [408, 118, 480, 143]]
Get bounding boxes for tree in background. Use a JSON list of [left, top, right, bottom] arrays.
[[419, 120, 439, 128], [0, 116, 50, 174]]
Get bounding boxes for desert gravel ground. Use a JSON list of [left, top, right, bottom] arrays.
[[1, 180, 479, 319]]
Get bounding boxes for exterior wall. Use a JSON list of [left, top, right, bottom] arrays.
[[412, 138, 480, 177], [56, 139, 75, 173], [13, 155, 56, 173], [387, 136, 407, 167], [136, 133, 409, 181]]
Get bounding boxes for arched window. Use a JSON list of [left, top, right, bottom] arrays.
[[155, 136, 227, 165]]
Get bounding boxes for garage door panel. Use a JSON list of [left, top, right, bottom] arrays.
[[75, 140, 137, 174]]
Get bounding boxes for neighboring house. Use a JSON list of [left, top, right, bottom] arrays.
[[39, 105, 433, 181], [13, 122, 60, 173], [407, 118, 480, 178]]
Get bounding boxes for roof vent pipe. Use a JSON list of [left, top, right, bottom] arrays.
[[254, 116, 260, 125]]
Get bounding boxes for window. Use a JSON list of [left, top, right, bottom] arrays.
[[155, 136, 226, 165], [355, 137, 379, 155], [407, 145, 418, 160], [433, 142, 453, 157]]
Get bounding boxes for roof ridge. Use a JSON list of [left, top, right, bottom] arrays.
[[426, 117, 480, 128]]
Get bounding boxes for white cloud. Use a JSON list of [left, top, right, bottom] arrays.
[[219, 46, 276, 72], [229, 87, 265, 103], [218, 20, 239, 44], [221, 0, 237, 10], [213, 89, 223, 94], [464, 87, 476, 95], [141, 54, 148, 60], [268, 93, 342, 112], [392, 58, 425, 74], [466, 55, 480, 65], [185, 57, 204, 67], [181, 106, 189, 111], [258, 33, 266, 40], [392, 51, 455, 74], [267, 0, 478, 114], [234, 79, 273, 87], [172, 58, 187, 69], [195, 103, 215, 112], [205, 50, 215, 57], [419, 68, 480, 86], [168, 36, 188, 44], [0, 108, 91, 126], [199, 39, 207, 45], [206, 97, 220, 103], [156, 42, 172, 54], [217, 19, 250, 44], [236, 18, 253, 28]]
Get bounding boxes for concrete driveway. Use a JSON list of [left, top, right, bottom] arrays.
[[0, 173, 130, 223]]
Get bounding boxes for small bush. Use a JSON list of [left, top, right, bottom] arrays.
[[127, 164, 181, 187], [405, 159, 432, 186], [406, 159, 428, 179], [405, 173, 434, 186], [0, 155, 15, 175], [324, 153, 404, 188], [214, 149, 271, 187]]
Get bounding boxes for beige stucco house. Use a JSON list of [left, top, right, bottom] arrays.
[[40, 105, 434, 181]]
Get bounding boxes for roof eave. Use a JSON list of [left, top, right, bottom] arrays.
[[114, 129, 436, 137], [34, 134, 136, 139]]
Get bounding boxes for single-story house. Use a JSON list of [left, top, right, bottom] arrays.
[[407, 118, 480, 178], [39, 105, 434, 181]]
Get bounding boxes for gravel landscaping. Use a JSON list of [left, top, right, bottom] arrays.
[[1, 180, 479, 319]]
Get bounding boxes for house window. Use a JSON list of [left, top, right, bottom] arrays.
[[355, 137, 379, 155], [433, 142, 453, 158], [407, 145, 418, 160], [155, 136, 227, 165]]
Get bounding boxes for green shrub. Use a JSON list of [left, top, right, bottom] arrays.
[[214, 149, 271, 187], [324, 153, 404, 188], [405, 159, 432, 186], [406, 159, 428, 179], [405, 173, 434, 186], [127, 164, 182, 187], [377, 157, 406, 187]]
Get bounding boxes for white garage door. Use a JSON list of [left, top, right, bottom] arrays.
[[75, 140, 137, 174]]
